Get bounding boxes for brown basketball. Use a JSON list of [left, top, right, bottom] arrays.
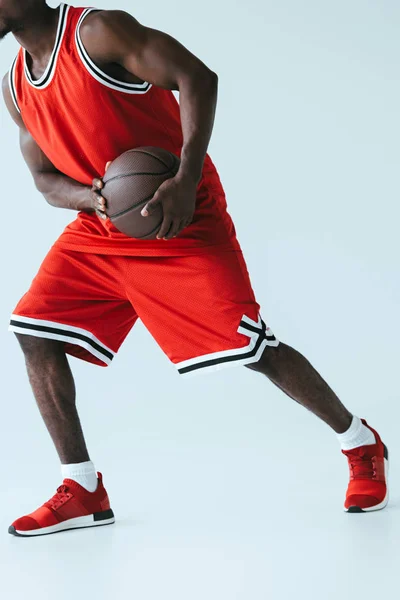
[[101, 147, 180, 239]]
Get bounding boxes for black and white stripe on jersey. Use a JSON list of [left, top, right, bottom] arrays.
[[8, 56, 20, 113], [23, 3, 69, 89], [75, 8, 152, 95]]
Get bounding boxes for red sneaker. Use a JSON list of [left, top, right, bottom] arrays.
[[342, 419, 388, 512], [9, 472, 115, 537]]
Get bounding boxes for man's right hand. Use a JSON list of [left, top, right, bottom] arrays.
[[90, 177, 107, 220]]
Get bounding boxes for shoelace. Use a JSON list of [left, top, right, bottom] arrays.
[[45, 484, 72, 511], [347, 451, 376, 479]]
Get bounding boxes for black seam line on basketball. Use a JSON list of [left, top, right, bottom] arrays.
[[108, 193, 155, 218], [26, 4, 67, 87], [113, 218, 162, 239], [124, 149, 177, 172], [9, 58, 19, 111], [104, 170, 173, 186], [76, 33, 151, 92], [178, 331, 266, 375], [9, 320, 113, 361], [137, 221, 163, 239]]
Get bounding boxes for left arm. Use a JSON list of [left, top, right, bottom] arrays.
[[82, 11, 218, 238]]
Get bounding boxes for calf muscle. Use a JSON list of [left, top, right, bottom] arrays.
[[15, 334, 90, 464]]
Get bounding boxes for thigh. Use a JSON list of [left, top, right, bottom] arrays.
[[10, 247, 138, 367], [124, 250, 279, 376]]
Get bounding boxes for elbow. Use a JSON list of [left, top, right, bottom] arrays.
[[210, 70, 218, 83], [33, 172, 53, 206], [206, 69, 218, 88], [33, 174, 43, 193], [190, 66, 218, 88], [177, 67, 218, 92], [194, 68, 218, 95], [33, 172, 46, 195]]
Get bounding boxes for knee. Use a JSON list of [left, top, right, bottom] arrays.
[[14, 333, 64, 358]]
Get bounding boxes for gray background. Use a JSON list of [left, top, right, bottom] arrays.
[[0, 1, 399, 598]]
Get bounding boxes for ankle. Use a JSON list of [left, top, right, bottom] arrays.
[[61, 460, 98, 493]]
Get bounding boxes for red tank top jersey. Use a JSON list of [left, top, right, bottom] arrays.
[[9, 3, 239, 256]]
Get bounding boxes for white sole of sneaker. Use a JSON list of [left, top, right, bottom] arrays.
[[9, 510, 115, 537], [345, 455, 389, 513]]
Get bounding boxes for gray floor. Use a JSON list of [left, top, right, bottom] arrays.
[[1, 340, 397, 600]]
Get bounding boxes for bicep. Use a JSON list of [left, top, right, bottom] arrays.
[[123, 25, 212, 89], [19, 128, 58, 177]]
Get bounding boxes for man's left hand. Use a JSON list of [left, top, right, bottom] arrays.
[[141, 174, 197, 239]]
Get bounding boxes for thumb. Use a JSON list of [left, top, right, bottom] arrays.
[[105, 161, 112, 172], [141, 193, 161, 217]]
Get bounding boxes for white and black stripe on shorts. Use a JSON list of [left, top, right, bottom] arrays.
[[8, 315, 114, 366], [176, 314, 279, 377]]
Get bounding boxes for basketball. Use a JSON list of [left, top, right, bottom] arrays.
[[101, 147, 181, 239]]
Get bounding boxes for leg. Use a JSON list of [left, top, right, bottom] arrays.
[[15, 333, 90, 464], [246, 343, 353, 434]]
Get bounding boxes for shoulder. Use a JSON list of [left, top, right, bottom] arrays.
[[2, 71, 24, 127], [2, 71, 13, 111], [80, 10, 146, 59], [2, 72, 9, 98]]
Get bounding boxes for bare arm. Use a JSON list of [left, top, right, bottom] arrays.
[[2, 74, 95, 213], [81, 11, 218, 238], [81, 11, 218, 185]]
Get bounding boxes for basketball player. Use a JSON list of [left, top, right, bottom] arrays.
[[1, 1, 388, 537]]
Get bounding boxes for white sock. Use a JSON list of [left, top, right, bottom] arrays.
[[337, 415, 376, 451], [61, 461, 98, 493]]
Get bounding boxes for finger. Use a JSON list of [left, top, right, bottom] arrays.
[[95, 209, 107, 220], [173, 219, 188, 238], [164, 218, 181, 240], [93, 178, 104, 190], [92, 191, 107, 212], [157, 215, 173, 239], [180, 217, 192, 232], [105, 161, 112, 172], [94, 191, 106, 208], [141, 195, 161, 217]]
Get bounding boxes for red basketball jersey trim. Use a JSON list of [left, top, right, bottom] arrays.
[[75, 7, 153, 94]]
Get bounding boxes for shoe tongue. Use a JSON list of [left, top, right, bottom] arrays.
[[62, 478, 88, 493], [343, 446, 368, 458]]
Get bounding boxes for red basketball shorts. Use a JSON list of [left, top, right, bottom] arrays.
[[9, 247, 279, 377]]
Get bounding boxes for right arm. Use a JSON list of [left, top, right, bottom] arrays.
[[1, 73, 105, 216]]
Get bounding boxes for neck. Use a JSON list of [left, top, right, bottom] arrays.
[[13, 4, 61, 60]]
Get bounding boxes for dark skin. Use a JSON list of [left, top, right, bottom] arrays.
[[2, 2, 352, 466]]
